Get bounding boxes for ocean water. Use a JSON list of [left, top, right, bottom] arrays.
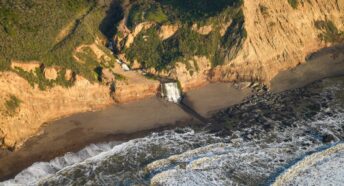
[[2, 77, 344, 186]]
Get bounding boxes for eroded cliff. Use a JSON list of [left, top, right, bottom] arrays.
[[0, 0, 343, 150]]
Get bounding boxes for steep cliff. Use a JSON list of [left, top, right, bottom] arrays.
[[211, 0, 344, 83], [0, 0, 343, 150], [116, 0, 343, 89]]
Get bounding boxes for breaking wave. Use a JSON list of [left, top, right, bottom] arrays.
[[1, 77, 344, 186]]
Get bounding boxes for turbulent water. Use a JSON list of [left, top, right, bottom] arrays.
[[2, 77, 344, 186], [273, 143, 344, 185]]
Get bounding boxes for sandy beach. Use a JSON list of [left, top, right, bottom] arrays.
[[0, 44, 344, 181], [270, 44, 344, 92], [0, 85, 251, 181]]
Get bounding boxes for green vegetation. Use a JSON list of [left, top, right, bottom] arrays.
[[288, 0, 299, 9], [128, 2, 168, 29], [0, 0, 247, 88], [125, 26, 223, 70], [314, 20, 344, 43], [0, 0, 116, 89], [13, 67, 74, 90], [127, 0, 242, 28], [4, 95, 21, 116], [159, 0, 243, 23], [125, 0, 246, 70], [0, 0, 93, 64]]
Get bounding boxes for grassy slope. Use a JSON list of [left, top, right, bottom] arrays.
[[0, 0, 245, 87], [0, 0, 114, 89]]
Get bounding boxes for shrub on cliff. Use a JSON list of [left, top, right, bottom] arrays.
[[124, 0, 246, 70], [3, 95, 21, 116], [288, 0, 299, 9], [315, 20, 344, 43]]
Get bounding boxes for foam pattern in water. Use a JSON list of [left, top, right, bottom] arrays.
[[1, 77, 344, 186], [273, 143, 344, 186]]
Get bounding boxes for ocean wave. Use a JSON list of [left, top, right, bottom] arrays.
[[2, 77, 344, 186]]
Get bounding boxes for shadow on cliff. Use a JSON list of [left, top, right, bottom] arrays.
[[99, 0, 124, 40]]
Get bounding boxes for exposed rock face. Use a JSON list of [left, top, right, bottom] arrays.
[[173, 56, 212, 91], [65, 69, 75, 81], [211, 0, 343, 84], [0, 0, 343, 151], [192, 24, 213, 35], [159, 24, 179, 40], [44, 68, 58, 80], [10, 61, 41, 73], [125, 22, 155, 48], [0, 72, 113, 149]]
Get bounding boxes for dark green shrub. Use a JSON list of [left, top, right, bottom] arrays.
[[4, 95, 22, 115], [288, 0, 299, 9]]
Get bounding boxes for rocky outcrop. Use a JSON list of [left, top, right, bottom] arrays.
[[192, 24, 213, 35], [10, 61, 41, 73], [44, 68, 58, 80], [173, 56, 212, 91], [125, 22, 155, 48], [159, 24, 179, 40]]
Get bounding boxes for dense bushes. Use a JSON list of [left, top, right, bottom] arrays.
[[125, 26, 223, 70], [159, 0, 242, 23], [127, 2, 168, 29], [127, 0, 242, 27], [125, 0, 246, 70], [288, 0, 299, 9]]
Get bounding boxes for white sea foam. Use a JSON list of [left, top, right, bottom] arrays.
[[273, 143, 344, 186], [0, 141, 122, 186], [2, 110, 343, 186], [1, 77, 343, 186]]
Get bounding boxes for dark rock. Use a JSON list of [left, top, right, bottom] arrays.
[[322, 133, 336, 143]]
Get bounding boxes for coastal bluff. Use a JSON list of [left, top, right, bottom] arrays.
[[0, 0, 343, 151]]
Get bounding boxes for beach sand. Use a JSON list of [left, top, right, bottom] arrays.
[[0, 44, 343, 181], [271, 44, 344, 92], [0, 85, 251, 181], [0, 97, 192, 180], [182, 83, 252, 117]]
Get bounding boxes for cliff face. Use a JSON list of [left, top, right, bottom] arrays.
[[0, 0, 343, 150], [117, 0, 343, 89], [0, 72, 112, 149], [211, 0, 344, 83]]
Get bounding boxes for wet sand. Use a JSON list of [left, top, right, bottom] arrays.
[[1, 45, 344, 181], [182, 83, 252, 117], [0, 84, 251, 181], [271, 44, 344, 92], [0, 97, 194, 180]]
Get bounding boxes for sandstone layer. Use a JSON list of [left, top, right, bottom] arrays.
[[211, 0, 344, 83], [0, 0, 343, 151]]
